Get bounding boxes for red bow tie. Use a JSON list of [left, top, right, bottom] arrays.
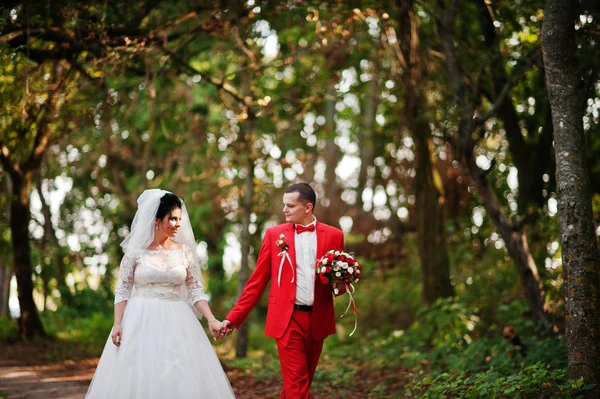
[[296, 224, 315, 234]]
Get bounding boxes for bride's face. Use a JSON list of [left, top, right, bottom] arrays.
[[155, 207, 182, 239]]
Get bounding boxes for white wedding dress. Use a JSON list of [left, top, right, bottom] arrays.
[[86, 246, 235, 399]]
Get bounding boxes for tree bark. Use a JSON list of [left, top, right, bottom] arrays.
[[413, 123, 454, 302], [542, 0, 600, 394], [10, 176, 46, 337], [0, 257, 11, 317]]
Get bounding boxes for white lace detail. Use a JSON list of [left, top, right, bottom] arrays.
[[113, 247, 208, 304], [132, 283, 182, 301], [114, 253, 137, 304], [184, 245, 209, 304]]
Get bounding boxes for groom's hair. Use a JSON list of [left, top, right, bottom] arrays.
[[285, 183, 316, 208]]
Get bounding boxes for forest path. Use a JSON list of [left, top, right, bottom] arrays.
[[0, 342, 403, 398]]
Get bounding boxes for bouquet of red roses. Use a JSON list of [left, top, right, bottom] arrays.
[[315, 250, 360, 336]]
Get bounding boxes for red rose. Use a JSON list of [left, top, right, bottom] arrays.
[[320, 275, 329, 284], [326, 266, 332, 273], [347, 258, 355, 265]]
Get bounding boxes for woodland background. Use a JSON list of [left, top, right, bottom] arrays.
[[0, 1, 599, 398]]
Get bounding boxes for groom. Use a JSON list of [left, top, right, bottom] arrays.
[[221, 183, 345, 399]]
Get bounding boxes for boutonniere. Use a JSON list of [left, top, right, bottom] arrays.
[[276, 234, 294, 286], [276, 234, 289, 252]]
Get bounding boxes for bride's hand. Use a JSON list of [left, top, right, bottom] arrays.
[[208, 320, 223, 340], [111, 324, 123, 347]]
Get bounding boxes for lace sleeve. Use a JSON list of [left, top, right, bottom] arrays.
[[114, 253, 137, 304], [184, 246, 209, 304]]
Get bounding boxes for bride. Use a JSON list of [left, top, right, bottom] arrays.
[[86, 189, 235, 398]]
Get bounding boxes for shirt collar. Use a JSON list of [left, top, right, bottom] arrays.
[[295, 216, 317, 229]]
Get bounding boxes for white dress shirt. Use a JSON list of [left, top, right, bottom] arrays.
[[294, 217, 317, 306]]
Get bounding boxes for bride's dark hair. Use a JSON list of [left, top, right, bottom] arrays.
[[156, 193, 182, 219]]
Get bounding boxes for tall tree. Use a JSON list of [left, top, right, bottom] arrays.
[[0, 60, 68, 337], [542, 0, 600, 395], [395, 0, 454, 303], [436, 0, 551, 324]]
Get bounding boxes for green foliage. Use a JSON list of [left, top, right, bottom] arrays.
[[0, 317, 19, 343], [58, 287, 113, 317], [41, 310, 113, 349], [405, 364, 588, 399], [39, 288, 113, 348], [411, 298, 480, 350]]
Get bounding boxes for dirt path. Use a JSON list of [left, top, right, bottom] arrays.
[[0, 342, 283, 399], [0, 359, 97, 399], [0, 357, 281, 399], [0, 342, 402, 398]]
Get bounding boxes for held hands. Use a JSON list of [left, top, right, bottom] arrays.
[[111, 324, 123, 347], [207, 319, 235, 340], [220, 320, 236, 338], [208, 319, 224, 340]]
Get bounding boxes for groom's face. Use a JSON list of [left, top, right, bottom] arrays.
[[282, 192, 313, 225]]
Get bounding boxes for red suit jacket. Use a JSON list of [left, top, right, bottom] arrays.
[[226, 221, 344, 340]]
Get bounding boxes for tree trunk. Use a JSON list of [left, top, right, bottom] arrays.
[[235, 62, 255, 358], [11, 176, 46, 337], [321, 85, 343, 226], [236, 153, 254, 358], [0, 257, 11, 317], [413, 124, 454, 303], [397, 0, 454, 302], [542, 1, 600, 394], [357, 68, 378, 211], [0, 60, 67, 338]]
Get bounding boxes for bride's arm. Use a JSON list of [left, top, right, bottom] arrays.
[[192, 300, 216, 322], [114, 301, 127, 325], [184, 246, 223, 338], [111, 301, 126, 347], [112, 253, 136, 347]]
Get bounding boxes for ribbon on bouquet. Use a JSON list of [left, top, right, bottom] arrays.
[[339, 283, 359, 337], [277, 250, 295, 287]]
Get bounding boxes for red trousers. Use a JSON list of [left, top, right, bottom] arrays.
[[276, 309, 324, 399]]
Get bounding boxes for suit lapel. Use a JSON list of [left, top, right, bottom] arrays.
[[285, 224, 296, 278], [316, 221, 326, 259]]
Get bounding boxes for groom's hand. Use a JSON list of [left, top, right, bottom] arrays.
[[221, 320, 236, 336], [332, 279, 347, 296]]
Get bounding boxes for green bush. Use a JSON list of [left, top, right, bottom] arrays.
[[0, 317, 18, 343], [42, 310, 113, 347], [405, 363, 590, 398]]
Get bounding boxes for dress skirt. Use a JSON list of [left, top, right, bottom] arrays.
[[85, 297, 235, 399]]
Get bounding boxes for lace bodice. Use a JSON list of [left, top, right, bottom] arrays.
[[114, 245, 208, 304]]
